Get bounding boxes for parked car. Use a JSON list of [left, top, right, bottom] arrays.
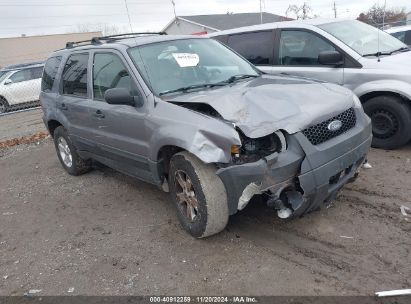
[[41, 33, 371, 238], [386, 25, 411, 47], [209, 19, 411, 149], [0, 62, 44, 113]]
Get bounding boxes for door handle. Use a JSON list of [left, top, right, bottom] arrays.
[[93, 110, 105, 119], [60, 103, 68, 111]]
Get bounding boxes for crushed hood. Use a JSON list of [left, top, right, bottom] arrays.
[[165, 74, 354, 138]]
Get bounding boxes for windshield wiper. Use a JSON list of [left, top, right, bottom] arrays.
[[219, 74, 260, 84], [158, 83, 226, 96], [363, 47, 410, 57]]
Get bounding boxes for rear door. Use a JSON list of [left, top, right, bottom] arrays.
[[265, 29, 344, 85], [58, 52, 94, 150], [86, 50, 151, 180]]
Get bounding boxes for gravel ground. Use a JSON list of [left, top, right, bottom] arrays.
[[0, 109, 45, 142], [0, 138, 410, 296]]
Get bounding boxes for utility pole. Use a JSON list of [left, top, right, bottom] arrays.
[[333, 2, 337, 18], [382, 0, 387, 29], [260, 0, 263, 24]]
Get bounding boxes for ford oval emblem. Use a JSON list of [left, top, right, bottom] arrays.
[[328, 120, 342, 132]]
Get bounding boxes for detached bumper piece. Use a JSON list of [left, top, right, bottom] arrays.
[[216, 108, 372, 217]]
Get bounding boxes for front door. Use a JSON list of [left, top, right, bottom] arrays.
[[261, 29, 344, 85], [6, 69, 33, 105], [86, 51, 151, 181]]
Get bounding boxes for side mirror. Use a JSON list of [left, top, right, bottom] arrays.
[[318, 51, 343, 66], [104, 88, 143, 107], [4, 79, 12, 85]]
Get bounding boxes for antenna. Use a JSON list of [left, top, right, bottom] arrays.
[[260, 0, 263, 24], [124, 0, 134, 33], [377, 0, 387, 62]]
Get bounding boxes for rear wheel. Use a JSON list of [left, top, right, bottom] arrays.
[[0, 97, 9, 114], [363, 95, 411, 149], [53, 126, 91, 176], [169, 151, 229, 238]]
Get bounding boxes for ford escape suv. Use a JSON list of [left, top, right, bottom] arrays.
[[210, 19, 411, 149], [41, 33, 372, 238]]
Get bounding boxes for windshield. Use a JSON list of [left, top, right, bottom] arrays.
[[128, 38, 259, 95], [319, 20, 407, 56]]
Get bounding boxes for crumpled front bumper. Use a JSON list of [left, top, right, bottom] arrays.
[[216, 108, 372, 216]]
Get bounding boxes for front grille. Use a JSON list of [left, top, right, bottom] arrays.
[[302, 108, 356, 145]]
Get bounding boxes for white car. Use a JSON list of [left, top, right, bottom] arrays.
[[0, 64, 44, 113], [386, 25, 411, 47]]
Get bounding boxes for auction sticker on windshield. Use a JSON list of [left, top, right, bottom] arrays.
[[172, 53, 199, 67]]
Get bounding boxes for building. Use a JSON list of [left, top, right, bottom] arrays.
[[162, 12, 291, 35], [0, 31, 101, 68], [407, 12, 411, 24]]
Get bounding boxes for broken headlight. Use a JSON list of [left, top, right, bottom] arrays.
[[232, 131, 286, 164]]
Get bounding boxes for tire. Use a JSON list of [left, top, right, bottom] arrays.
[[363, 95, 411, 149], [53, 126, 91, 176], [0, 97, 9, 114], [169, 151, 229, 238]]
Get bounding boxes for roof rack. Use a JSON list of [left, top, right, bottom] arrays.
[[66, 32, 167, 49]]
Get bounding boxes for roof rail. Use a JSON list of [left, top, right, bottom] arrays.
[[92, 32, 167, 44], [65, 39, 93, 49], [66, 32, 167, 49]]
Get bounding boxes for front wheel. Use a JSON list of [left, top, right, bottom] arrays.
[[0, 97, 9, 114], [169, 152, 229, 238], [53, 126, 92, 176], [363, 95, 411, 149]]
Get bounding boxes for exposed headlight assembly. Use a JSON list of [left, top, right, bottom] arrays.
[[231, 130, 287, 164]]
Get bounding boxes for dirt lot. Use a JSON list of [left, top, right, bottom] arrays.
[[0, 110, 410, 296]]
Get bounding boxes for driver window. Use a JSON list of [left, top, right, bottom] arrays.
[[279, 30, 335, 66], [9, 69, 31, 83], [93, 53, 134, 100]]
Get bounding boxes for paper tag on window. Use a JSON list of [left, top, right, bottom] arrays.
[[172, 53, 199, 67]]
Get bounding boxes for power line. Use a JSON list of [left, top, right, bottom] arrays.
[[0, 1, 165, 6], [0, 14, 127, 20]]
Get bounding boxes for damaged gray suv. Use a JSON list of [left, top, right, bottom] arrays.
[[41, 33, 372, 238]]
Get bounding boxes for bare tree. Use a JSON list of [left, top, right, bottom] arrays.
[[75, 23, 126, 35], [285, 2, 314, 20], [357, 4, 407, 27]]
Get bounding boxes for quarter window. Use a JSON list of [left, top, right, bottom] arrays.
[[278, 30, 335, 66], [227, 31, 273, 64], [93, 53, 134, 100], [62, 53, 89, 97], [42, 57, 62, 92]]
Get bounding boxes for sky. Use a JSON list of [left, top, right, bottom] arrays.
[[0, 0, 410, 38]]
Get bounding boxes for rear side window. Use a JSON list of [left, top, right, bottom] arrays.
[[42, 57, 61, 92], [31, 67, 44, 79], [227, 31, 273, 65], [62, 53, 89, 97], [405, 31, 411, 45], [391, 31, 406, 43], [93, 53, 134, 100]]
